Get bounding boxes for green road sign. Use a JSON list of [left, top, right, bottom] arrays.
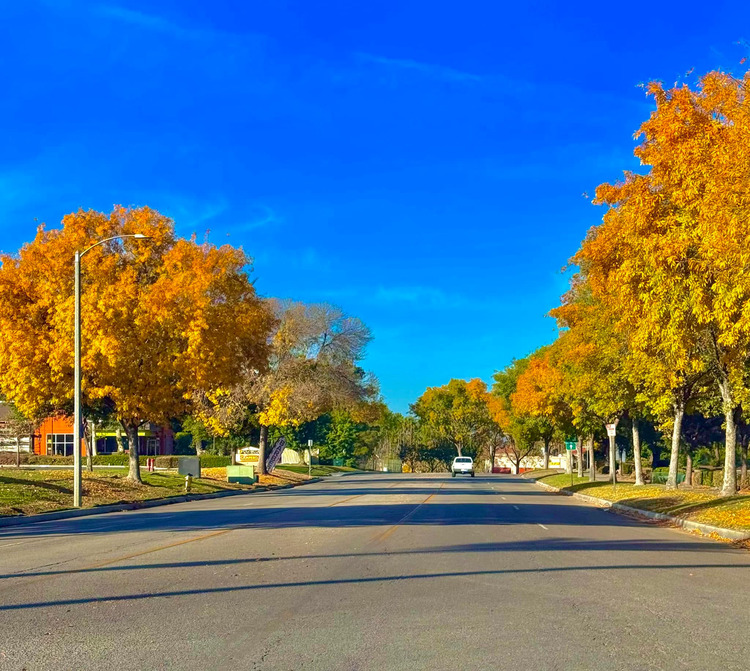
[[564, 441, 577, 451]]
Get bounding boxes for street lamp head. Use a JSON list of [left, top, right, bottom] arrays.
[[133, 233, 149, 239]]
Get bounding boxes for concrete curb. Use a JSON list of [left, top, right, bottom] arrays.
[[530, 479, 750, 542], [0, 477, 323, 529]]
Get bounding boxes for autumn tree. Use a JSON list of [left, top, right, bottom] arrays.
[[195, 300, 377, 474], [511, 346, 572, 470], [574, 70, 750, 494], [492, 360, 543, 474], [0, 207, 274, 483], [412, 378, 494, 460]]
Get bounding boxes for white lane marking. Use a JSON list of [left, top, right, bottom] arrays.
[[537, 524, 549, 530], [0, 542, 27, 548], [513, 505, 520, 510], [501, 496, 507, 500]]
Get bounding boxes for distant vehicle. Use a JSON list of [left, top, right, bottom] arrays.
[[451, 456, 475, 477]]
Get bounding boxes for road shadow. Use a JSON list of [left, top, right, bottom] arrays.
[[0, 499, 655, 540], [0, 536, 737, 581], [3, 561, 749, 611]]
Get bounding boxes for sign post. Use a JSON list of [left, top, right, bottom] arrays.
[[266, 436, 287, 473], [605, 421, 618, 492], [564, 440, 577, 488], [307, 439, 313, 478]]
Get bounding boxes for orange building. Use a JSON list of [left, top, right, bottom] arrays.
[[34, 417, 174, 457]]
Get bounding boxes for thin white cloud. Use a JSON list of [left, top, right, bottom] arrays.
[[96, 4, 208, 40], [356, 52, 482, 84], [234, 204, 280, 232]]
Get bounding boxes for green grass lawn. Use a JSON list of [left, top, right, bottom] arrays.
[[276, 465, 361, 477], [0, 467, 252, 517], [537, 473, 750, 531]]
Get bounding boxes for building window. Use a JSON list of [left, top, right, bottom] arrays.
[[47, 433, 74, 456]]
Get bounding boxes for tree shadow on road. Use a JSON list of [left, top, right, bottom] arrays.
[[0, 536, 738, 581], [2, 561, 749, 611]]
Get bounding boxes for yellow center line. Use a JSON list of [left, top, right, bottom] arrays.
[[327, 494, 363, 507], [85, 527, 236, 570], [371, 483, 444, 544]]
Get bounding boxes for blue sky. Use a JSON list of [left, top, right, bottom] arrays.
[[2, 1, 749, 412]]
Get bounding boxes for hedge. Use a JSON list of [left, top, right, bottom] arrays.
[[0, 453, 232, 468]]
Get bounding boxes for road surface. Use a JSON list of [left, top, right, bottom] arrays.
[[1, 473, 749, 670]]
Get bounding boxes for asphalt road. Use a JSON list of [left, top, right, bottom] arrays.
[[1, 473, 749, 671]]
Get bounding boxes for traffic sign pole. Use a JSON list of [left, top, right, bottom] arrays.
[[564, 440, 577, 488], [606, 421, 619, 493]]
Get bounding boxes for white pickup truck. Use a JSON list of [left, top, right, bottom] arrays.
[[451, 456, 475, 477]]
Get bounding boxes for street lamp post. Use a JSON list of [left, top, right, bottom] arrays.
[[73, 234, 149, 508]]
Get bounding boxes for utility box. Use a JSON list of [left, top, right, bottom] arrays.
[[226, 465, 256, 484], [178, 457, 201, 478]]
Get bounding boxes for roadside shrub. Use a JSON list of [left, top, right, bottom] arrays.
[[92, 454, 131, 466], [0, 452, 30, 465], [199, 455, 232, 468], [154, 456, 179, 469], [694, 469, 714, 487], [28, 454, 74, 465]]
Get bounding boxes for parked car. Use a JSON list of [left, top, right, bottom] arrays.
[[451, 456, 475, 477]]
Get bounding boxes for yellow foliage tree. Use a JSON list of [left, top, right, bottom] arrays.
[[0, 207, 275, 482], [577, 70, 750, 494]]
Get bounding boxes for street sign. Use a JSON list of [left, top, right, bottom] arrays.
[[564, 440, 577, 451], [605, 423, 617, 437]]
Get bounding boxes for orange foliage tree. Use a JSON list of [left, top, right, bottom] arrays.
[[0, 207, 275, 482], [575, 70, 750, 494]]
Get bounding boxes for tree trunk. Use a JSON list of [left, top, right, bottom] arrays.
[[608, 433, 617, 487], [123, 422, 143, 484], [15, 436, 20, 468], [685, 452, 693, 489], [740, 441, 748, 490], [576, 438, 583, 478], [194, 438, 204, 456], [718, 378, 738, 496], [565, 447, 572, 474], [543, 438, 550, 470], [257, 425, 268, 476], [666, 401, 684, 490], [84, 423, 93, 472], [632, 418, 644, 486], [91, 422, 98, 456], [588, 434, 596, 482], [116, 427, 126, 453]]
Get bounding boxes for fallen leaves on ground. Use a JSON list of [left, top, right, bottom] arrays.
[[540, 474, 750, 531]]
